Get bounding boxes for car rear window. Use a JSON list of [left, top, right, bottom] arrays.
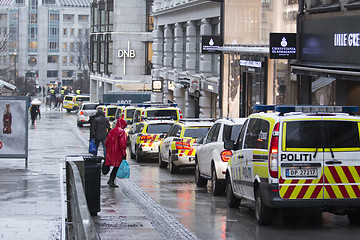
[[146, 124, 173, 134], [146, 109, 178, 120], [83, 104, 98, 110], [64, 96, 73, 101], [285, 121, 360, 148], [183, 127, 211, 138], [107, 107, 117, 116], [125, 109, 135, 119], [223, 124, 243, 142]]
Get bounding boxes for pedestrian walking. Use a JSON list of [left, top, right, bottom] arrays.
[[104, 118, 127, 188], [30, 104, 40, 124], [90, 108, 110, 157]]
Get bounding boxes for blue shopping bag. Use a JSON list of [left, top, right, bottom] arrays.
[[89, 138, 97, 155], [116, 160, 130, 179]]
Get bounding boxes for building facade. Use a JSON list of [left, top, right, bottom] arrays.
[[90, 0, 153, 102], [221, 0, 298, 118], [151, 0, 221, 118], [0, 0, 91, 93], [293, 0, 360, 112]]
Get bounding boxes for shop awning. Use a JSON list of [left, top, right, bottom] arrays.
[[219, 45, 269, 54], [291, 61, 360, 77], [311, 77, 336, 92]]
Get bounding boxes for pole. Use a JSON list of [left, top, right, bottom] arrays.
[[14, 51, 17, 82]]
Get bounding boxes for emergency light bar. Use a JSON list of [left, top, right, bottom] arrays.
[[253, 105, 359, 114], [137, 103, 178, 108], [180, 118, 215, 122], [142, 116, 176, 120]]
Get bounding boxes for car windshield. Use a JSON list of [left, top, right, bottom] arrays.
[[82, 104, 98, 110], [76, 96, 90, 101], [146, 124, 173, 134], [183, 127, 211, 138], [285, 120, 360, 148], [64, 96, 73, 101], [146, 109, 178, 120]]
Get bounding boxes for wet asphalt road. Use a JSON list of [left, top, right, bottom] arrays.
[[2, 106, 360, 239]]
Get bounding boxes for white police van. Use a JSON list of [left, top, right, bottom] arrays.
[[225, 105, 360, 225]]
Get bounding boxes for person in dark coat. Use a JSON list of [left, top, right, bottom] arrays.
[[90, 108, 110, 157], [105, 118, 127, 187], [30, 105, 40, 124]]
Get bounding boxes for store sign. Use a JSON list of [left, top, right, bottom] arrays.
[[202, 36, 223, 54], [270, 33, 296, 59], [189, 77, 199, 93], [301, 15, 360, 65], [118, 41, 136, 75], [240, 60, 262, 68]]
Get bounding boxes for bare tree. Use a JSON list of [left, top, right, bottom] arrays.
[[73, 30, 90, 93]]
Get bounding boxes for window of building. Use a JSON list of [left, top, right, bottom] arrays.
[[146, 0, 154, 32], [63, 56, 67, 65], [78, 28, 82, 35], [63, 14, 74, 22], [70, 42, 74, 52], [48, 10, 59, 53], [48, 55, 58, 63], [42, 0, 55, 4], [63, 42, 67, 51], [70, 28, 74, 37], [69, 56, 74, 65], [63, 28, 67, 36], [47, 70, 58, 78], [145, 42, 153, 75], [62, 70, 74, 77], [78, 15, 89, 22]]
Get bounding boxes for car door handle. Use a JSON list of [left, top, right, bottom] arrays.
[[325, 159, 342, 165], [238, 155, 244, 159]]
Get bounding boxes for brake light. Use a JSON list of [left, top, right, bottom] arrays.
[[269, 122, 279, 178], [175, 141, 191, 150], [179, 110, 183, 119], [79, 111, 84, 115], [220, 150, 232, 162], [73, 98, 75, 102], [140, 135, 153, 140], [121, 110, 125, 119]]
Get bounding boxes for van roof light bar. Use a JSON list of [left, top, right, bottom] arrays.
[[142, 116, 176, 120], [253, 105, 359, 114], [137, 103, 178, 108], [180, 118, 215, 122], [253, 105, 275, 112]]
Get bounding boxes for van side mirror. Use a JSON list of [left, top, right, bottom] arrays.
[[224, 140, 234, 150]]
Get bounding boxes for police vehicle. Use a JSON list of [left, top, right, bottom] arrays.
[[63, 94, 90, 112], [159, 119, 214, 173], [132, 103, 183, 123], [224, 105, 360, 225], [128, 119, 174, 162]]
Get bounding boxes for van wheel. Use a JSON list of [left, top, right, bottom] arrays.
[[77, 122, 82, 127], [195, 161, 207, 187], [169, 154, 178, 174], [66, 109, 71, 113], [211, 167, 225, 196], [348, 210, 360, 224], [226, 176, 240, 208], [159, 153, 167, 168], [135, 148, 142, 162], [255, 188, 272, 226]]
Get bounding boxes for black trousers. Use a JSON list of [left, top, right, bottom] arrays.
[[109, 166, 119, 182]]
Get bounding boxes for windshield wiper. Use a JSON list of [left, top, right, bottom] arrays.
[[329, 146, 335, 159], [313, 147, 319, 158]]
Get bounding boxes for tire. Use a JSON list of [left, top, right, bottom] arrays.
[[211, 167, 225, 196], [255, 188, 273, 226], [66, 109, 71, 113], [195, 160, 207, 187], [158, 153, 167, 168], [348, 210, 360, 224], [135, 147, 141, 162], [226, 176, 240, 208], [77, 122, 83, 127], [169, 153, 178, 174]]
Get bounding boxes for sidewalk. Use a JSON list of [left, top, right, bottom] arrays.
[[0, 108, 161, 239]]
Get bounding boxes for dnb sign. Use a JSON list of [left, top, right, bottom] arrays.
[[118, 41, 136, 75]]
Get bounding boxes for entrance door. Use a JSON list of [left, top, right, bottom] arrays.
[[241, 72, 265, 117]]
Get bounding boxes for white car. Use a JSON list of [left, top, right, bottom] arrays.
[[195, 117, 246, 195], [76, 102, 99, 127]]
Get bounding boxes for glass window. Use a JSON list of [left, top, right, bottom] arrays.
[[63, 56, 67, 65], [83, 104, 98, 110], [205, 123, 218, 144], [244, 119, 269, 149], [184, 127, 211, 138], [211, 124, 221, 142], [235, 120, 248, 150], [47, 70, 58, 78], [47, 55, 58, 63], [146, 109, 178, 119], [125, 108, 135, 119], [223, 124, 243, 142], [146, 124, 173, 134]]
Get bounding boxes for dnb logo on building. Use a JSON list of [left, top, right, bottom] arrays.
[[118, 41, 136, 75]]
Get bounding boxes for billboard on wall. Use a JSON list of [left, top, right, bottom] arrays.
[[300, 15, 360, 65], [0, 96, 28, 158], [270, 33, 297, 59]]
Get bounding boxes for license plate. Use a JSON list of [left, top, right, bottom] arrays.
[[285, 168, 318, 178]]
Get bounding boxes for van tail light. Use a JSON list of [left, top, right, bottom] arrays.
[[79, 111, 84, 115], [140, 135, 153, 140], [73, 98, 75, 102], [175, 141, 191, 150], [121, 110, 125, 119], [179, 110, 183, 119], [221, 150, 232, 162], [269, 123, 279, 178]]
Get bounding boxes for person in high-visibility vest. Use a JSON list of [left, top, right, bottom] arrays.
[[60, 88, 65, 96], [50, 88, 55, 95], [76, 89, 81, 95]]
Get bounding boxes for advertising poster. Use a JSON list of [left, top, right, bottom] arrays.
[[0, 96, 28, 159]]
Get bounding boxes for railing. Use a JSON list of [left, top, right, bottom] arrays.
[[65, 160, 100, 240]]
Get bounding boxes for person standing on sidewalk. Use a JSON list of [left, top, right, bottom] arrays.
[[90, 108, 110, 158], [104, 118, 127, 188]]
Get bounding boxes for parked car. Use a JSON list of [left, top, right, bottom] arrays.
[[132, 103, 183, 123], [76, 102, 99, 127], [128, 119, 174, 162], [159, 119, 214, 173], [195, 117, 246, 195], [225, 105, 360, 225], [96, 105, 118, 121]]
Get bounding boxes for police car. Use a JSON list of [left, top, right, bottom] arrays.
[[195, 117, 246, 195], [159, 119, 214, 173], [63, 94, 90, 112], [132, 103, 183, 123], [224, 105, 360, 225], [128, 119, 174, 162]]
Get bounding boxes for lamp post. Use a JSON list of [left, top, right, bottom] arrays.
[[13, 50, 16, 82]]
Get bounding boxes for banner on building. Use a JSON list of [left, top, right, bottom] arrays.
[[270, 33, 297, 59], [0, 96, 29, 160]]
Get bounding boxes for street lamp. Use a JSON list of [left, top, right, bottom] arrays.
[[13, 49, 17, 82]]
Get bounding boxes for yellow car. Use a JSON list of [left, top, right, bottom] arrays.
[[159, 119, 214, 173], [63, 94, 90, 112], [129, 120, 174, 162], [132, 104, 183, 123]]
